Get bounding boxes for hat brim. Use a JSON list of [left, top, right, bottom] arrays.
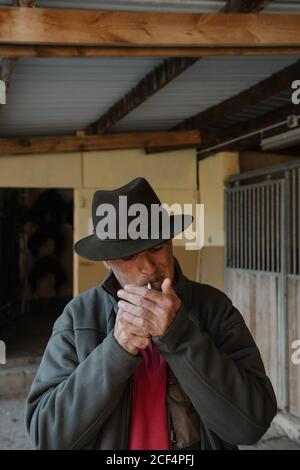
[[74, 213, 193, 261]]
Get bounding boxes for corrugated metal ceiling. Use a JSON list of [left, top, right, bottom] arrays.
[[0, 0, 228, 12], [0, 57, 163, 136], [1, 0, 300, 13], [0, 56, 297, 137], [111, 57, 298, 132]]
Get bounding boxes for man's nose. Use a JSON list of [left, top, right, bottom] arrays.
[[139, 252, 156, 274]]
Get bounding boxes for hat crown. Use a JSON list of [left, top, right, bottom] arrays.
[[92, 177, 160, 212], [74, 176, 193, 260], [91, 177, 162, 239]]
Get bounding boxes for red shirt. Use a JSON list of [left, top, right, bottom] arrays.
[[128, 340, 170, 450]]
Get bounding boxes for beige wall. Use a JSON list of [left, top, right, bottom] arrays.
[[82, 148, 195, 190], [0, 152, 82, 188], [240, 151, 300, 173], [198, 151, 240, 292]]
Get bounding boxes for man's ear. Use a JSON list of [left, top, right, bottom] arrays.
[[102, 260, 111, 270]]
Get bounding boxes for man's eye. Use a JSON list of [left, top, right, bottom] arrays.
[[150, 245, 163, 253], [121, 254, 135, 262]]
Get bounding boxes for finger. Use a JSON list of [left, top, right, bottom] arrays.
[[119, 309, 153, 336], [132, 336, 150, 350], [161, 277, 175, 294], [121, 285, 166, 305], [118, 313, 151, 337], [118, 299, 157, 321], [117, 290, 164, 316]]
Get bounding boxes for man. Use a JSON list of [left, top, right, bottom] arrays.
[[25, 177, 277, 450]]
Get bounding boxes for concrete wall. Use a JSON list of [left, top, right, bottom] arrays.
[[198, 151, 240, 292]]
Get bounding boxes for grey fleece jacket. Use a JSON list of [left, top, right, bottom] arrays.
[[25, 257, 277, 450]]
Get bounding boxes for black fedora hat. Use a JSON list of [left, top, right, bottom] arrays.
[[74, 177, 193, 261]]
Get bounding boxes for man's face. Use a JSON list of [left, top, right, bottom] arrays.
[[103, 240, 174, 291]]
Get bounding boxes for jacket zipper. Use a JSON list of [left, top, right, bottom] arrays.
[[166, 365, 178, 450], [170, 414, 178, 449]]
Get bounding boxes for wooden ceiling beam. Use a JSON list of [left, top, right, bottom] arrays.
[[0, 130, 202, 156], [1, 9, 300, 49]]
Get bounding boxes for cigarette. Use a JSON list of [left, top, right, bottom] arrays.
[[147, 282, 152, 290]]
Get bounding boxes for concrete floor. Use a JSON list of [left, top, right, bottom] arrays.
[[1, 398, 300, 450], [0, 399, 31, 450]]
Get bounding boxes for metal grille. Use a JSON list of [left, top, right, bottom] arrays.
[[289, 168, 300, 277], [226, 179, 284, 273]]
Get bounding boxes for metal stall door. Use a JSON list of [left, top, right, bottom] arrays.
[[225, 178, 288, 410]]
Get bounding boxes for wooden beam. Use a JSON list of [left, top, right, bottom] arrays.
[[0, 130, 202, 156], [1, 9, 300, 49], [1, 45, 299, 58], [174, 59, 300, 131], [86, 58, 198, 134]]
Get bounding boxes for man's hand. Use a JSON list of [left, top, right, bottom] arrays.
[[113, 313, 151, 356], [117, 278, 182, 337]]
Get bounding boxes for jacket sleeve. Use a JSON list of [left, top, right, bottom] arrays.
[[152, 291, 278, 446], [25, 307, 142, 450]]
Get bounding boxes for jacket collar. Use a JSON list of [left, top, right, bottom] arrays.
[[100, 255, 187, 305]]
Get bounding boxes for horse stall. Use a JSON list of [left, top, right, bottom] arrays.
[[225, 160, 300, 419]]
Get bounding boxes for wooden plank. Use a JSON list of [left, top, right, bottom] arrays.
[[1, 9, 300, 48], [288, 279, 300, 417], [0, 131, 201, 156], [225, 270, 252, 327], [254, 274, 279, 401], [1, 45, 300, 58], [226, 270, 280, 402]]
